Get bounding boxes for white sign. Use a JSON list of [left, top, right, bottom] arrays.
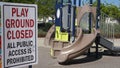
[[1, 2, 38, 68]]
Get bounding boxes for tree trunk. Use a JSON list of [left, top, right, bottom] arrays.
[[43, 17, 46, 23], [51, 15, 55, 23]]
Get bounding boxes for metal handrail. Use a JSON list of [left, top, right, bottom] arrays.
[[100, 12, 115, 44]]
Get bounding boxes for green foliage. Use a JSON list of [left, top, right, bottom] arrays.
[[93, 1, 120, 22], [102, 4, 120, 21], [3, 0, 56, 22], [38, 28, 47, 37], [41, 23, 53, 32], [38, 23, 53, 37], [37, 0, 55, 18], [93, 1, 120, 38], [3, 0, 35, 4], [114, 24, 120, 34], [114, 24, 120, 38], [1, 0, 55, 37], [100, 23, 120, 38]]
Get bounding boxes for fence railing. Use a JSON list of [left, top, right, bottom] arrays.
[[99, 12, 115, 43]]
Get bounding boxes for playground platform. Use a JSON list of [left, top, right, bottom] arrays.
[[24, 38, 120, 68]]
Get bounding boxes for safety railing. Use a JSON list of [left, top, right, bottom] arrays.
[[99, 12, 115, 43]]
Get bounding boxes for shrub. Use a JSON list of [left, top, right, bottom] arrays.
[[38, 23, 54, 37], [100, 23, 120, 38], [114, 24, 120, 38]]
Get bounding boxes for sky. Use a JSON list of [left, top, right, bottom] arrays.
[[73, 0, 120, 7], [101, 0, 120, 7]]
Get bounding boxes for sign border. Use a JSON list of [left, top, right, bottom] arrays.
[[3, 4, 37, 68]]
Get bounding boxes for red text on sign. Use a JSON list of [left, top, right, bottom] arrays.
[[12, 7, 28, 17]]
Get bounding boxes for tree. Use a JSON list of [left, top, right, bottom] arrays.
[[102, 4, 120, 22], [37, 0, 55, 23], [3, 0, 56, 23], [93, 1, 120, 23], [3, 0, 35, 4]]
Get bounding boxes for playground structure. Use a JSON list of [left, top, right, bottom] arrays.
[[44, 0, 120, 63]]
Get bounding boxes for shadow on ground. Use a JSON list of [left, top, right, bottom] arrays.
[[103, 50, 120, 56], [60, 52, 103, 65], [60, 50, 120, 65]]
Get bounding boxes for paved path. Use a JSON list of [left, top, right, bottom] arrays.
[[23, 38, 120, 68], [31, 47, 120, 68]]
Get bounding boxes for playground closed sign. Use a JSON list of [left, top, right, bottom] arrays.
[[1, 3, 38, 68]]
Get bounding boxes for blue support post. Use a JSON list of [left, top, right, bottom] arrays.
[[55, 0, 63, 31], [89, 0, 92, 33], [71, 0, 76, 42], [67, 0, 71, 32], [95, 0, 101, 58], [79, 0, 81, 6], [60, 0, 63, 31], [87, 0, 93, 56], [29, 65, 32, 68], [90, 0, 93, 5], [96, 0, 101, 29]]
